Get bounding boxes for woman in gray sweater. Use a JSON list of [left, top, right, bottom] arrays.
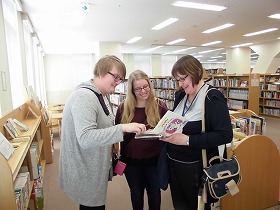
[[59, 55, 146, 210]]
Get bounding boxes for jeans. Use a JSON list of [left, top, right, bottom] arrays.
[[168, 158, 211, 210], [125, 164, 161, 210]]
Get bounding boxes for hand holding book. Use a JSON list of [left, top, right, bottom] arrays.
[[135, 110, 187, 139]]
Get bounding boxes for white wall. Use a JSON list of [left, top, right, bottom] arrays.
[[44, 54, 94, 104]]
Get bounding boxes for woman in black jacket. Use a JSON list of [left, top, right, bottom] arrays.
[[162, 55, 233, 210]]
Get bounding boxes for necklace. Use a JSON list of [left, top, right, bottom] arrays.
[[182, 83, 205, 116]]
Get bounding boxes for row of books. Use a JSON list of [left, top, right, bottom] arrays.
[[228, 89, 249, 99], [262, 108, 280, 117], [151, 78, 177, 89], [231, 115, 266, 136], [266, 83, 280, 91], [213, 78, 227, 87], [4, 118, 29, 139], [15, 171, 31, 210], [265, 99, 280, 107], [228, 99, 248, 110], [154, 89, 175, 100], [228, 79, 249, 88], [115, 81, 127, 93], [262, 91, 280, 99]]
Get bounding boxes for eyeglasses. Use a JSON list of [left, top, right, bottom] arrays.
[[134, 84, 150, 92], [175, 75, 189, 82], [108, 72, 124, 83]]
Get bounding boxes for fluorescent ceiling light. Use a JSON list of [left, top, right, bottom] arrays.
[[172, 47, 196, 53], [172, 1, 227, 11], [231, 43, 253, 48], [243, 28, 278, 37], [126, 36, 142, 44], [201, 41, 222, 46], [152, 18, 179, 30], [144, 46, 163, 52], [193, 55, 203, 58], [208, 59, 217, 62], [211, 56, 223, 58], [202, 23, 234, 33], [268, 14, 280, 19], [198, 48, 224, 54], [167, 38, 186, 45]]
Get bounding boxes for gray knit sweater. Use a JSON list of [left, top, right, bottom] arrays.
[[59, 79, 123, 206]]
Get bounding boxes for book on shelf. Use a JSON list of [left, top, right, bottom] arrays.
[[0, 132, 15, 160], [135, 110, 187, 139], [13, 118, 29, 132], [4, 118, 21, 138], [41, 107, 51, 125]]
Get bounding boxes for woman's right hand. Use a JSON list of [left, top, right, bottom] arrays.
[[122, 123, 146, 134]]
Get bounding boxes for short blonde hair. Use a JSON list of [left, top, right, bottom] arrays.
[[93, 55, 126, 78]]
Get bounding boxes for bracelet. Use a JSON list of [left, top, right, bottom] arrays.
[[186, 136, 189, 146]]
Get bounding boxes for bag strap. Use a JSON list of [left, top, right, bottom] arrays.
[[81, 87, 110, 115], [201, 88, 234, 168]]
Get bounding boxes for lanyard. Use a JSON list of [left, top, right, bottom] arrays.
[[182, 84, 205, 116]]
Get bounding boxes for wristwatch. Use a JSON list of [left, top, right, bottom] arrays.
[[186, 136, 189, 146]]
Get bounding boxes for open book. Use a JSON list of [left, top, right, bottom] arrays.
[[135, 110, 187, 139]]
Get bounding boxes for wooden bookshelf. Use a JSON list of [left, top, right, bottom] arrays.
[[0, 101, 53, 210], [259, 73, 280, 118], [212, 74, 260, 114]]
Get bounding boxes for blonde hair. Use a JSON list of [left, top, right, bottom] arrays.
[[121, 70, 162, 127]]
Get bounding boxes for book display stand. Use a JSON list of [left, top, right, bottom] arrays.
[[0, 101, 53, 210]]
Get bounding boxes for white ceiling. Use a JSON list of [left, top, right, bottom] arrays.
[[21, 0, 280, 63]]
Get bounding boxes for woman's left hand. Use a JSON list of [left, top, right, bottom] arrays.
[[161, 133, 188, 146]]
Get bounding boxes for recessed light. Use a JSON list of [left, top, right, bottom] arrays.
[[243, 28, 278, 37], [152, 18, 179, 30], [166, 38, 186, 45], [172, 1, 227, 11], [202, 23, 234, 33]]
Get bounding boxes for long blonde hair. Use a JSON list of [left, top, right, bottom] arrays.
[[121, 70, 161, 127]]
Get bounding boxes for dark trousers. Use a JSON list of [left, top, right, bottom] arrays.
[[124, 164, 161, 210], [79, 204, 105, 210], [168, 158, 211, 210]]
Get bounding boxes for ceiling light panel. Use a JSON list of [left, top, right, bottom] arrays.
[[202, 23, 235, 33], [201, 41, 222, 46], [243, 28, 278, 37], [152, 18, 179, 30], [166, 38, 186, 45], [144, 46, 163, 52], [126, 37, 142, 44], [231, 43, 253, 48], [172, 1, 227, 11]]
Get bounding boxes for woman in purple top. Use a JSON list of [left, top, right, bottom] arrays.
[[115, 70, 168, 210]]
